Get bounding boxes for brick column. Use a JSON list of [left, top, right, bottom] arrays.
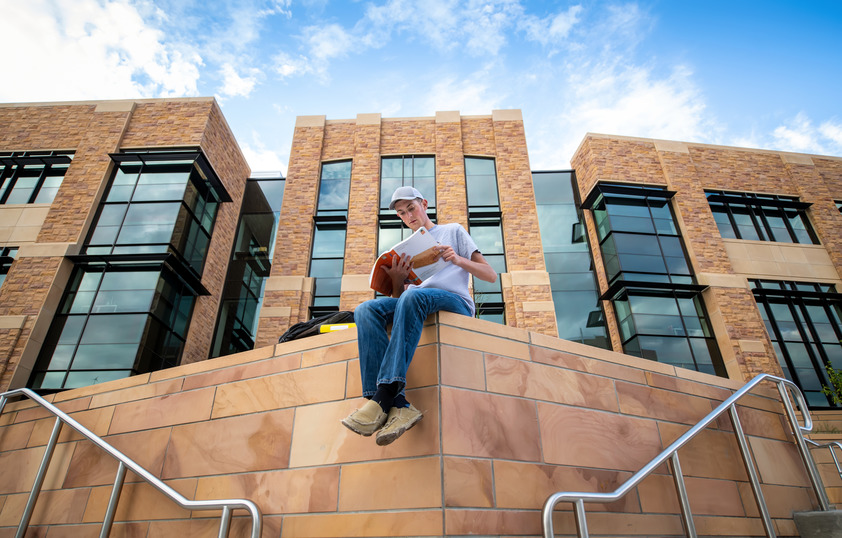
[[435, 111, 468, 226], [492, 110, 556, 336], [341, 114, 382, 310]]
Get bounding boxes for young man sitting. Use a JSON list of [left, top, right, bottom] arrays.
[[342, 186, 497, 445]]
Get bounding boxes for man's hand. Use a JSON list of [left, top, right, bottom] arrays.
[[384, 253, 413, 284]]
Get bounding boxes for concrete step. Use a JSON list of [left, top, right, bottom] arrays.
[[794, 510, 842, 538]]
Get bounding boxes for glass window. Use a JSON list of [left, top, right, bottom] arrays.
[[85, 153, 223, 275], [29, 265, 196, 391], [466, 158, 505, 323], [591, 185, 692, 285], [706, 191, 819, 244], [752, 279, 842, 408], [310, 161, 351, 316], [617, 289, 725, 376], [533, 172, 608, 348], [379, 156, 436, 212], [0, 152, 73, 205]]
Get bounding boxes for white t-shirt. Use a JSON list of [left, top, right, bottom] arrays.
[[407, 223, 480, 316]]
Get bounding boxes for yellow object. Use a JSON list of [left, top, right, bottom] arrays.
[[319, 323, 356, 333]]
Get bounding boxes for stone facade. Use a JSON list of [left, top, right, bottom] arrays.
[[255, 110, 557, 347], [571, 134, 842, 383], [0, 99, 249, 391], [0, 312, 828, 537]]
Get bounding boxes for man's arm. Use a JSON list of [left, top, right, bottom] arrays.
[[437, 246, 497, 283]]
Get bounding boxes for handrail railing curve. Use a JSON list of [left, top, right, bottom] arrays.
[[0, 387, 262, 538], [542, 373, 829, 538]]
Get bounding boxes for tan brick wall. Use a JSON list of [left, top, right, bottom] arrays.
[[571, 134, 842, 382], [345, 122, 381, 275], [436, 119, 468, 226], [0, 256, 63, 390], [0, 104, 95, 149]]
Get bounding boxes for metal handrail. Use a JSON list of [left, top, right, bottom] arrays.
[[542, 373, 830, 538], [0, 388, 262, 538], [806, 437, 842, 481]]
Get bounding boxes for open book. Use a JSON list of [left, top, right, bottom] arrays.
[[369, 227, 448, 295]]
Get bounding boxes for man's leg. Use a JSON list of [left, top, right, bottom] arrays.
[[373, 288, 471, 446], [341, 297, 397, 436], [354, 297, 397, 398], [376, 287, 471, 388]]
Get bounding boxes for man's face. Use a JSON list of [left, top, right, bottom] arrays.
[[394, 198, 428, 230]]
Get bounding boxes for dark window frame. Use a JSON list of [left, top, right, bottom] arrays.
[[310, 160, 352, 316], [0, 151, 74, 205], [706, 190, 819, 244], [751, 279, 842, 409]]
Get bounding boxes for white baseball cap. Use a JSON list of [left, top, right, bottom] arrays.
[[389, 186, 425, 210]]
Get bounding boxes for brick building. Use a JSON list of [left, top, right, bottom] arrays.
[[0, 98, 267, 393], [2, 101, 842, 412]]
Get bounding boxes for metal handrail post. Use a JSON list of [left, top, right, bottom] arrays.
[[16, 416, 62, 538], [100, 461, 127, 538], [777, 382, 831, 510], [729, 404, 775, 537], [573, 498, 589, 538], [669, 452, 697, 538], [218, 506, 233, 538]]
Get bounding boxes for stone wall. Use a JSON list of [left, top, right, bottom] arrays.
[[0, 312, 829, 537]]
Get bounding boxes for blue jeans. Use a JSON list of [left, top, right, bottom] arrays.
[[355, 287, 472, 397]]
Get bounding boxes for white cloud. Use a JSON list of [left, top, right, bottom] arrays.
[[422, 70, 505, 116], [764, 114, 842, 156], [772, 113, 819, 154], [0, 0, 202, 102], [241, 132, 288, 175], [819, 120, 842, 147], [521, 5, 583, 46], [218, 63, 262, 99], [527, 61, 713, 169], [273, 52, 314, 78]]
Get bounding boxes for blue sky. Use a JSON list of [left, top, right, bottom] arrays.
[[2, 0, 841, 174]]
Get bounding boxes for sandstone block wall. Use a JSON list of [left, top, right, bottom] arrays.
[[0, 312, 830, 537]]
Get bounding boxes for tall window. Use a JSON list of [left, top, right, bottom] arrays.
[[465, 157, 505, 323], [212, 177, 284, 357], [85, 152, 223, 275], [28, 150, 228, 392], [752, 280, 842, 408], [585, 183, 725, 376], [29, 265, 196, 391], [378, 156, 436, 255], [707, 191, 818, 244], [310, 161, 351, 316], [0, 151, 73, 205], [533, 171, 608, 348], [0, 247, 17, 288]]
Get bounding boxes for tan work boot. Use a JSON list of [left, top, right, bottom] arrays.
[[375, 404, 423, 446], [341, 400, 387, 436]]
